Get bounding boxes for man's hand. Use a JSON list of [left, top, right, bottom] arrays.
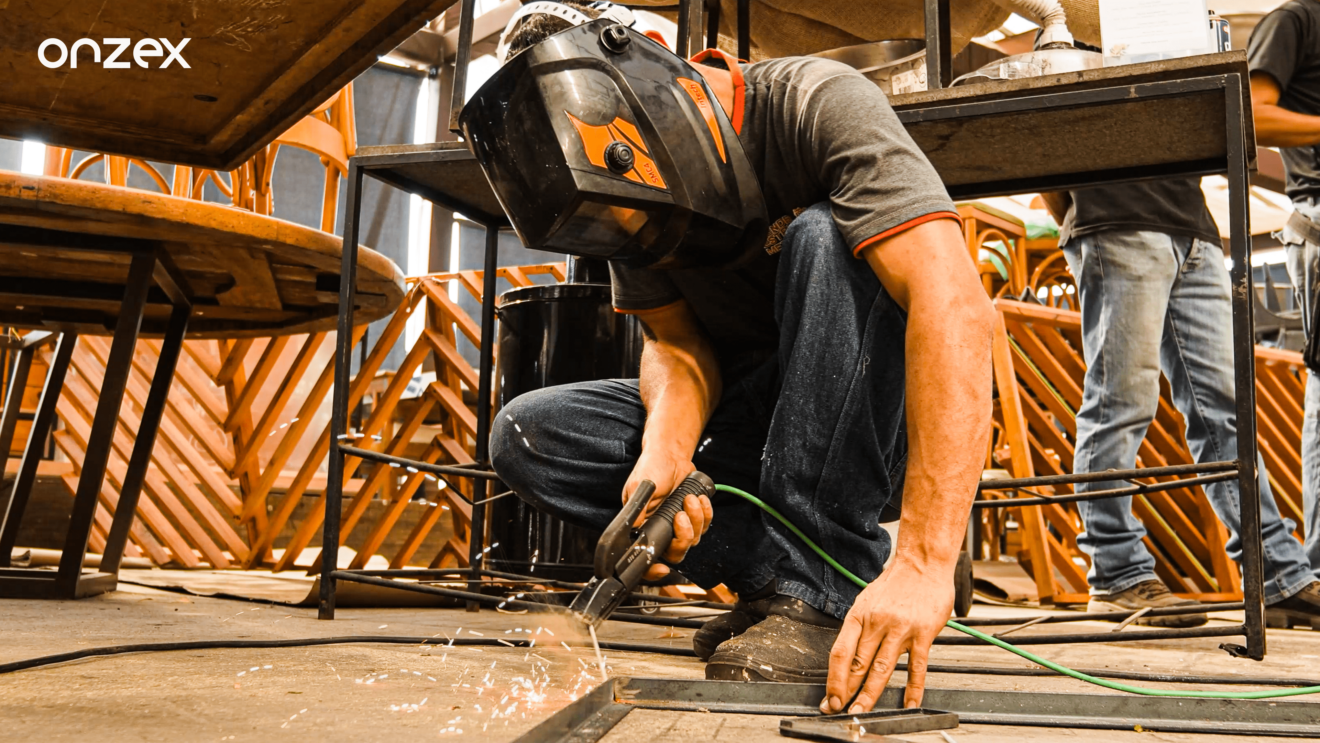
[[623, 448, 713, 580], [820, 558, 955, 714]]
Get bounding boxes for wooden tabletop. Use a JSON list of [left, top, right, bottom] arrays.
[[0, 0, 456, 170], [0, 171, 405, 338]]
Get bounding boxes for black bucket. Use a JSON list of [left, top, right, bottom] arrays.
[[488, 275, 642, 581]]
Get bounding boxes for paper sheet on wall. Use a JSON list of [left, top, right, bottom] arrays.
[[1098, 0, 1211, 65]]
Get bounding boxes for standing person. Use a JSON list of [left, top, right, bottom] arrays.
[[1042, 181, 1320, 629], [478, 1, 995, 712], [1250, 0, 1320, 582]]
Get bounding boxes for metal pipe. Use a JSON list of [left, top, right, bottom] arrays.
[[932, 624, 1246, 645], [978, 460, 1236, 491], [338, 444, 501, 480], [974, 472, 1238, 508]]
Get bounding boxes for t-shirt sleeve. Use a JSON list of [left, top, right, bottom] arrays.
[[797, 63, 960, 255], [1248, 9, 1304, 91], [609, 260, 683, 313]]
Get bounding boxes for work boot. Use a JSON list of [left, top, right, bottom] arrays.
[[1266, 581, 1320, 630], [691, 582, 777, 661], [704, 596, 841, 683], [1086, 579, 1207, 628]]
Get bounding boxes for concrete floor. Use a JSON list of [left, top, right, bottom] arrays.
[[4, 573, 1320, 742]]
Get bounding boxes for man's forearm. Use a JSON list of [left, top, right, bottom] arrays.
[[1254, 102, 1320, 148], [638, 337, 721, 458], [894, 292, 993, 571]]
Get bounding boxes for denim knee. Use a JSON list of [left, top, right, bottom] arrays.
[[489, 389, 553, 504], [782, 203, 849, 265]]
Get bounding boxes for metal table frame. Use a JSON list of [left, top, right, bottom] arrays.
[[0, 229, 193, 599], [319, 0, 1271, 662]]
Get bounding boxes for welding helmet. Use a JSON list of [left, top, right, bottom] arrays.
[[459, 12, 768, 269]]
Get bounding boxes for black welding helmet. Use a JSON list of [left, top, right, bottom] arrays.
[[458, 15, 768, 269]]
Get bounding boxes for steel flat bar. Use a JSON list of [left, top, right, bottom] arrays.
[[321, 163, 364, 621], [896, 75, 1228, 125], [337, 444, 501, 480], [974, 472, 1238, 508], [57, 253, 157, 592], [924, 0, 951, 89], [944, 159, 1227, 201], [448, 0, 476, 135], [1225, 71, 1267, 660], [0, 332, 75, 569], [979, 461, 1236, 490], [466, 224, 501, 610], [955, 602, 1243, 626], [932, 624, 1244, 645], [100, 298, 190, 576]]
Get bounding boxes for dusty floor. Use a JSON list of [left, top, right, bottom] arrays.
[[4, 572, 1320, 742]]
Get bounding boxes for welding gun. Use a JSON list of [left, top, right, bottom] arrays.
[[568, 471, 715, 628]]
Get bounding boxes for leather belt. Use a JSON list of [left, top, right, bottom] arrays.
[[1288, 210, 1320, 245]]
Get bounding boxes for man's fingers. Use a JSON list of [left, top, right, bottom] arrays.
[[644, 563, 671, 580], [700, 495, 713, 533], [849, 633, 905, 714], [683, 495, 706, 542], [665, 511, 696, 563], [822, 617, 864, 714], [903, 644, 930, 709]]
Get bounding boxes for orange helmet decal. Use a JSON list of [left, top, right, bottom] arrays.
[[565, 112, 668, 190], [676, 77, 726, 163]]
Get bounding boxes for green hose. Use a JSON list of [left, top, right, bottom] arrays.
[[714, 483, 1320, 700]]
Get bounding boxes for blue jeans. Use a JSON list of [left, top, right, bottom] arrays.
[[1063, 230, 1312, 603], [1282, 199, 1320, 579], [490, 203, 909, 620]]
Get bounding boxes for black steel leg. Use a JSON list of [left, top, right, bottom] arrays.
[[924, 0, 952, 89], [56, 253, 156, 592], [0, 332, 74, 568], [100, 300, 190, 576], [465, 223, 500, 611], [0, 338, 37, 491], [1225, 73, 1266, 659], [321, 163, 364, 620]]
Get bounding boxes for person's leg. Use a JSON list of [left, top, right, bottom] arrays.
[[1285, 224, 1320, 579], [490, 375, 782, 596], [1160, 236, 1314, 604], [706, 201, 909, 682], [750, 202, 910, 620], [1063, 230, 1176, 596]]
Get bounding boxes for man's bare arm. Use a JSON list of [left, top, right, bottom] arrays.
[[625, 300, 722, 578], [1252, 72, 1320, 148], [822, 218, 995, 714]]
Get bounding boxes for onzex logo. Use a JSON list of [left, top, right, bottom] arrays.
[[38, 38, 191, 69], [565, 112, 667, 189]]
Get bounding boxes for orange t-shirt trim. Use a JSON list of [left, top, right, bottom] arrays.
[[614, 299, 683, 316], [852, 212, 962, 257], [688, 49, 745, 134]]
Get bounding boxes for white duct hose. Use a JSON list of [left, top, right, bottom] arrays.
[[992, 0, 1074, 47]]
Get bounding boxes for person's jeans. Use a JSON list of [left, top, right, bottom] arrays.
[[1282, 198, 1320, 579], [490, 203, 909, 620], [1063, 230, 1312, 603]]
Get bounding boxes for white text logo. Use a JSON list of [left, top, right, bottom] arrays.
[[38, 38, 191, 69]]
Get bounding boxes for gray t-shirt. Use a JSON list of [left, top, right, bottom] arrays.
[[1249, 0, 1320, 200], [610, 56, 957, 380], [1060, 178, 1220, 247]]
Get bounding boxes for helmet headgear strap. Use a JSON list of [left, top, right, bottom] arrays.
[[495, 1, 636, 63]]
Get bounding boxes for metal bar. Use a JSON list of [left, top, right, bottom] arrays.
[[57, 253, 156, 591], [1225, 72, 1266, 661], [974, 472, 1238, 508], [448, 0, 477, 135], [978, 460, 1237, 491], [100, 298, 190, 576], [514, 677, 632, 743], [704, 0, 719, 52], [321, 163, 364, 621], [338, 445, 501, 480], [897, 76, 1228, 125], [0, 332, 75, 569], [923, 0, 950, 89], [933, 624, 1245, 645], [0, 343, 35, 492], [955, 602, 1243, 626], [466, 223, 501, 610], [736, 0, 749, 60], [675, 0, 703, 58]]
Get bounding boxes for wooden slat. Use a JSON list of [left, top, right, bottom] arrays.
[[216, 338, 254, 384]]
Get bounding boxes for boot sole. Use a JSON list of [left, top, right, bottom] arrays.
[[1266, 608, 1320, 630]]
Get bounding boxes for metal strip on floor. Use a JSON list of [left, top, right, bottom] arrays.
[[515, 677, 1320, 741]]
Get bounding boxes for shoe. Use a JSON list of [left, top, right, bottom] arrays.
[[1266, 581, 1320, 630], [704, 596, 841, 683], [1086, 579, 1207, 628], [692, 581, 779, 661]]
